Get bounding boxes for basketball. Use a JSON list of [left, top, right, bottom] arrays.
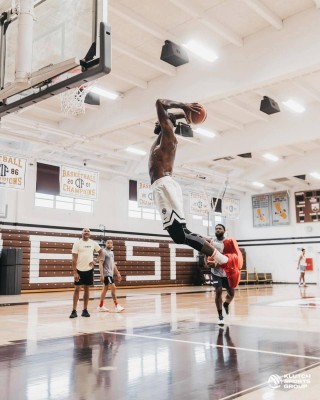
[[187, 104, 207, 125]]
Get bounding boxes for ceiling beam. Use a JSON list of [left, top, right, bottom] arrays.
[[314, 0, 320, 8], [109, 3, 179, 42], [292, 78, 320, 102], [223, 98, 269, 121], [112, 69, 148, 89], [3, 115, 85, 140], [206, 106, 244, 130], [242, 0, 283, 29], [167, 0, 243, 47], [113, 41, 176, 76]]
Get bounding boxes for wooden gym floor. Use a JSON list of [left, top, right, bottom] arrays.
[[1, 284, 320, 400]]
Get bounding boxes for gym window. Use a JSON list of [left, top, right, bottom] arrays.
[[128, 200, 161, 221], [35, 193, 93, 213], [35, 162, 93, 212], [192, 213, 223, 227]]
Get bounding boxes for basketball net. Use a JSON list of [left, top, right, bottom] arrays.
[[60, 84, 93, 117], [11, 0, 20, 14]]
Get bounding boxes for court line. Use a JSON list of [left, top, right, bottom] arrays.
[[103, 330, 320, 361]]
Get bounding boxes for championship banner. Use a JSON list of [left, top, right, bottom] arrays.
[[0, 154, 27, 190], [252, 194, 270, 227], [60, 165, 99, 200], [222, 198, 240, 220], [137, 181, 154, 208], [190, 191, 210, 215], [252, 191, 290, 227], [271, 191, 290, 225]]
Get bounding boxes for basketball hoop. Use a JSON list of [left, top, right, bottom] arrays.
[[60, 84, 93, 117]]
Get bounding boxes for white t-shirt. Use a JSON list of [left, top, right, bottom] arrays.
[[210, 238, 227, 278], [72, 239, 101, 271], [101, 248, 115, 277], [299, 253, 307, 267]]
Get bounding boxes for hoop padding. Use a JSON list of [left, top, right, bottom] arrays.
[[60, 85, 92, 117]]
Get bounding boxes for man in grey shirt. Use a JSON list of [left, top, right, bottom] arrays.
[[207, 224, 235, 326], [97, 239, 124, 313]]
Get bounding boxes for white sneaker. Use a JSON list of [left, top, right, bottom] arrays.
[[218, 316, 224, 326], [115, 304, 125, 313], [97, 306, 109, 312]]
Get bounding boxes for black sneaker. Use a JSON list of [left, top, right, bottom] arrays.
[[69, 309, 77, 318], [81, 309, 90, 317], [223, 302, 229, 315]]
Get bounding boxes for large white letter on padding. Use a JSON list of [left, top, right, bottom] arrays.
[[168, 244, 197, 280], [125, 241, 161, 281], [29, 235, 77, 283]]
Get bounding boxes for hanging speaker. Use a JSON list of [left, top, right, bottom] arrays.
[[160, 40, 189, 67], [175, 122, 193, 137], [260, 96, 280, 115], [84, 91, 100, 108]]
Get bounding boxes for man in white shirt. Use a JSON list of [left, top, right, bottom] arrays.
[[69, 228, 102, 318]]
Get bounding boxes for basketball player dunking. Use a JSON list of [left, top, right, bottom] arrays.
[[148, 99, 243, 288]]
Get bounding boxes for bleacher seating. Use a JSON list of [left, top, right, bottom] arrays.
[[265, 273, 273, 284], [256, 273, 267, 284]]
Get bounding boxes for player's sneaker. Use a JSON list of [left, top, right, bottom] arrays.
[[218, 315, 224, 326], [69, 309, 77, 318], [97, 306, 109, 312], [81, 309, 90, 317], [115, 304, 125, 313]]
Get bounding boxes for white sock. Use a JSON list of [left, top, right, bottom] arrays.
[[212, 249, 228, 265]]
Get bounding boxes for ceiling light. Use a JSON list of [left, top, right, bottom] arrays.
[[310, 172, 320, 180], [282, 99, 305, 113], [90, 87, 119, 100], [263, 153, 279, 162], [182, 40, 218, 62], [252, 181, 264, 188], [194, 127, 216, 138], [125, 147, 146, 156]]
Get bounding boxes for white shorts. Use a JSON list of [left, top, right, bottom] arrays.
[[152, 176, 186, 229], [299, 265, 306, 272]]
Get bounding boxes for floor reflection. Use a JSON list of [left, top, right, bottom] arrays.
[[208, 326, 241, 398], [0, 287, 320, 400]]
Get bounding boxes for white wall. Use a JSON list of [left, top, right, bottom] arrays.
[[5, 164, 319, 284], [233, 189, 320, 284], [0, 165, 210, 238]]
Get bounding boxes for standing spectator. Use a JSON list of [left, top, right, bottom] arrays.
[[69, 228, 102, 318], [297, 248, 307, 287], [206, 224, 236, 326], [97, 239, 125, 313]]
